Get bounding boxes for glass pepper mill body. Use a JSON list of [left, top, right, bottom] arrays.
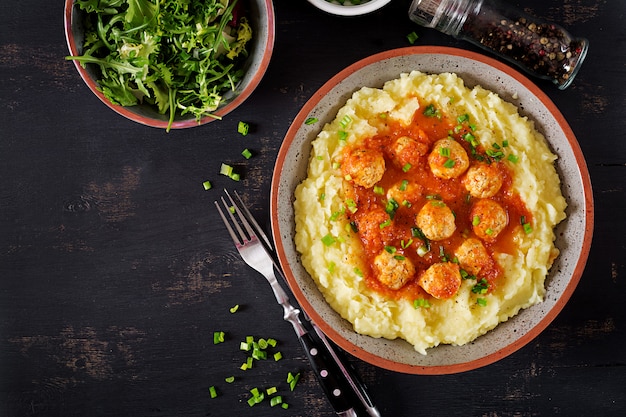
[[409, 0, 588, 89]]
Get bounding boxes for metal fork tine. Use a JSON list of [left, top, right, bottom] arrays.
[[231, 189, 273, 249], [214, 200, 241, 245], [223, 191, 256, 240], [219, 196, 248, 245]]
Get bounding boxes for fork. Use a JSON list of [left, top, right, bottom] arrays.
[[215, 190, 381, 417]]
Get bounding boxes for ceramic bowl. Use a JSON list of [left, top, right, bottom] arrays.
[[270, 46, 594, 374], [64, 0, 274, 129], [306, 0, 391, 16]]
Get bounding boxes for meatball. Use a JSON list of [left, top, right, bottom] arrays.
[[386, 180, 424, 207], [418, 262, 462, 299], [373, 249, 416, 290], [356, 208, 390, 249], [470, 199, 508, 240], [342, 147, 385, 189], [415, 201, 456, 241], [389, 135, 428, 169], [428, 138, 470, 179], [463, 163, 503, 198], [454, 238, 491, 276]]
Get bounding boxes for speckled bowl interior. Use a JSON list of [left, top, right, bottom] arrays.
[[270, 46, 593, 374], [64, 0, 274, 129]]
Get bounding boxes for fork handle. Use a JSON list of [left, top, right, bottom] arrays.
[[298, 331, 358, 416]]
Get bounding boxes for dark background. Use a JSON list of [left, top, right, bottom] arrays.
[[1, 0, 625, 416]]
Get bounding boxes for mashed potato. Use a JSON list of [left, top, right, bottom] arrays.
[[294, 71, 567, 355]]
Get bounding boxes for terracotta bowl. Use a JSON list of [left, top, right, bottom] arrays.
[[270, 46, 594, 374], [64, 0, 274, 129], [306, 0, 391, 16]]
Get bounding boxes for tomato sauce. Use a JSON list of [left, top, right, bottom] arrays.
[[343, 105, 533, 301]]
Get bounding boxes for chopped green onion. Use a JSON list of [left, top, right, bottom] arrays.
[[401, 238, 413, 249], [443, 159, 456, 168], [338, 130, 348, 141], [379, 219, 391, 229], [225, 376, 235, 383], [457, 114, 470, 123], [413, 298, 431, 309], [238, 121, 250, 136], [229, 304, 240, 313], [287, 372, 301, 391], [346, 198, 358, 213], [330, 209, 344, 221], [399, 179, 409, 191], [213, 331, 225, 344], [241, 148, 253, 159], [247, 387, 265, 406], [270, 395, 283, 407], [402, 163, 412, 172], [305, 117, 318, 125], [472, 215, 481, 226], [209, 386, 218, 398], [417, 245, 429, 257], [407, 31, 419, 44], [281, 403, 289, 410], [266, 386, 278, 396], [472, 278, 489, 294], [385, 198, 399, 219], [439, 147, 451, 157], [354, 267, 364, 277], [202, 180, 212, 190], [220, 163, 240, 181], [274, 351, 283, 361], [339, 114, 352, 128], [507, 153, 519, 163], [373, 185, 385, 195], [477, 298, 488, 307], [423, 104, 441, 118], [321, 234, 336, 246], [220, 163, 233, 176], [384, 245, 396, 254], [523, 222, 533, 234], [439, 245, 448, 262]]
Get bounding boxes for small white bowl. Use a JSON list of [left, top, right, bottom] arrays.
[[307, 0, 391, 16]]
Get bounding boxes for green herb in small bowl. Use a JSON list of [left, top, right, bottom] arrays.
[[64, 0, 274, 131]]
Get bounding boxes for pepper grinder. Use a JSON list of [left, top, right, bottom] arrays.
[[408, 0, 588, 89]]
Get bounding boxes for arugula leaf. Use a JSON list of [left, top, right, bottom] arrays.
[[68, 0, 252, 131]]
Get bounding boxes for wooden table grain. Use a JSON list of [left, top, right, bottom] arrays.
[[1, 1, 625, 416]]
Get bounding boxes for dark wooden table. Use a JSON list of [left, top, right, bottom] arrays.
[[1, 1, 625, 416]]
